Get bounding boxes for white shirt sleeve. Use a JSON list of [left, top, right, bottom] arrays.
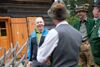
[[37, 29, 58, 63], [98, 27, 100, 37]]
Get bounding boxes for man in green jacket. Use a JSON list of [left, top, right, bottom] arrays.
[[74, 5, 95, 67], [90, 0, 100, 66]]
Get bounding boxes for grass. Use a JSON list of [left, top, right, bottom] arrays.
[[78, 64, 100, 67]]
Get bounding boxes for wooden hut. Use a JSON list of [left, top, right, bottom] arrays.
[[0, 0, 54, 56]]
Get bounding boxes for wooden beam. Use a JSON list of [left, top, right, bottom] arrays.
[[0, 0, 54, 4], [14, 0, 52, 2]]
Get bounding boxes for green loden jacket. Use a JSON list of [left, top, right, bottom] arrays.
[[90, 18, 100, 64], [73, 18, 95, 39]]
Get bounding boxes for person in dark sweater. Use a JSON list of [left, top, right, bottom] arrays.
[[37, 1, 82, 67]]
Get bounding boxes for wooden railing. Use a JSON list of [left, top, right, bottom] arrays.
[[0, 40, 29, 67]]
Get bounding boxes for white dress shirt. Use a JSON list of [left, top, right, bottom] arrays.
[[37, 20, 68, 63]]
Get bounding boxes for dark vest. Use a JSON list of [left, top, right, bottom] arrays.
[[28, 28, 48, 61], [50, 24, 82, 67], [31, 36, 45, 60]]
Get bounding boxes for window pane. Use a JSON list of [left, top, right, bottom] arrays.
[[1, 29, 7, 36], [0, 22, 6, 28], [0, 29, 1, 36]]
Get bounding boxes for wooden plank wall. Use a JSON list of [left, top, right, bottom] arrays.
[[0, 17, 38, 56], [0, 0, 53, 24]]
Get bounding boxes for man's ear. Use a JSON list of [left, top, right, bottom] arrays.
[[99, 8, 100, 12], [98, 8, 100, 16]]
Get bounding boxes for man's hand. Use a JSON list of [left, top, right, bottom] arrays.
[[44, 57, 51, 65], [27, 61, 33, 67]]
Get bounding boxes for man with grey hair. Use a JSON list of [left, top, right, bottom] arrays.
[[27, 17, 48, 67], [37, 1, 82, 67]]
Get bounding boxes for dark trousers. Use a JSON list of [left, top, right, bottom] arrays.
[[32, 60, 49, 67]]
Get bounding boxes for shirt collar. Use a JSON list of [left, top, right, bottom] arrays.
[[56, 20, 68, 27], [94, 18, 98, 21], [35, 28, 43, 33], [85, 17, 87, 21], [80, 17, 87, 23], [94, 17, 100, 23]]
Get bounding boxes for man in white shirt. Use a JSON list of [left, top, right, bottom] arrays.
[[37, 1, 82, 67]]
